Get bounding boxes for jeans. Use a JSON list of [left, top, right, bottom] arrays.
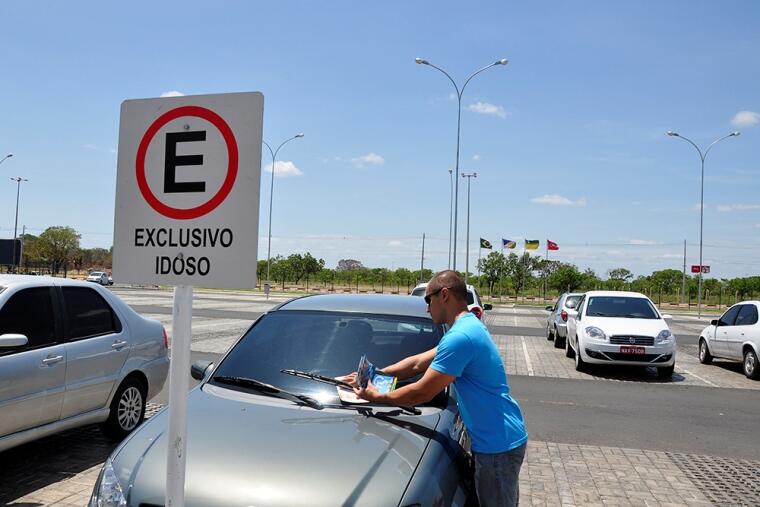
[[473, 443, 526, 507]]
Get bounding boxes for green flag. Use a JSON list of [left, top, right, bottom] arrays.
[[525, 239, 539, 250], [480, 238, 492, 249]]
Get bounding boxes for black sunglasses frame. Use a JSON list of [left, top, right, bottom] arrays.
[[424, 287, 444, 305]]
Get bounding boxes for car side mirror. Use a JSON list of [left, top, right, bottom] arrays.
[[483, 303, 493, 311], [0, 334, 28, 348], [662, 314, 673, 321], [711, 319, 719, 326], [191, 360, 214, 381], [545, 305, 553, 311]]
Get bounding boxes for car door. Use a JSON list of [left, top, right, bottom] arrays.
[[0, 286, 65, 437], [713, 305, 741, 357], [59, 285, 131, 419], [568, 297, 585, 349], [730, 304, 759, 359]]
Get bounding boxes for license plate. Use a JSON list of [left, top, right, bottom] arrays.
[[620, 346, 645, 355]]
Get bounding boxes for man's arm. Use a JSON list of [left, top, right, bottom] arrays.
[[355, 367, 455, 406], [379, 347, 437, 380]]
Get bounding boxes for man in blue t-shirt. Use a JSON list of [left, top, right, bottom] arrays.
[[354, 270, 528, 507]]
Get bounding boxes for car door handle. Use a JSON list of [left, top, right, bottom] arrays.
[[111, 340, 129, 350], [42, 355, 64, 365]]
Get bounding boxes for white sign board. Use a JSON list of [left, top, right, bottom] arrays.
[[113, 92, 263, 288]]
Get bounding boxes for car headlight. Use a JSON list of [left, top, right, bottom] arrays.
[[90, 462, 127, 507], [584, 326, 607, 341], [657, 330, 674, 344]]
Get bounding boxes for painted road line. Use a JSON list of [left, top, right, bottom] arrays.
[[678, 367, 718, 387], [521, 336, 535, 376]]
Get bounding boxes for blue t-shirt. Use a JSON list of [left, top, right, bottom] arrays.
[[430, 312, 528, 454]]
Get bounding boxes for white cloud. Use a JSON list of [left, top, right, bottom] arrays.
[[467, 101, 508, 119], [160, 91, 185, 98], [265, 161, 303, 177], [472, 154, 481, 161], [629, 239, 657, 245], [717, 203, 760, 212], [662, 253, 682, 259], [731, 110, 759, 128], [530, 194, 587, 207], [388, 240, 402, 247], [351, 152, 385, 168]]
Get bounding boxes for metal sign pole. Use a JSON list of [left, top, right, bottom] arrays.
[[166, 285, 193, 507]]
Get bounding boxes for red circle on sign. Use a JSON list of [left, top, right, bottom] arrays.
[[135, 105, 239, 220]]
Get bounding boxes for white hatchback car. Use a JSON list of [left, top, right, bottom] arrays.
[[410, 282, 492, 319], [86, 271, 109, 285], [698, 301, 760, 380], [566, 291, 676, 377], [0, 275, 169, 452]]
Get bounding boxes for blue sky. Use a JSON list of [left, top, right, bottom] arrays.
[[1, 1, 759, 279]]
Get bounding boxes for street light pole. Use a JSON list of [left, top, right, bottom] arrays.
[[462, 172, 477, 283], [415, 57, 508, 272], [0, 154, 12, 166], [667, 130, 740, 318], [10, 177, 28, 272], [262, 133, 304, 288], [448, 168, 453, 269]]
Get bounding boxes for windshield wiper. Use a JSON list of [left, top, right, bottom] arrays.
[[213, 375, 322, 410], [280, 369, 420, 416]]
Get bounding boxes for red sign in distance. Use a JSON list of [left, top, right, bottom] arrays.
[[135, 105, 239, 220], [691, 265, 701, 273]]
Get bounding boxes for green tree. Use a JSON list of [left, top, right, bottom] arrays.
[[607, 267, 633, 290], [504, 252, 539, 295], [649, 269, 683, 295], [287, 252, 325, 283], [37, 226, 81, 275], [550, 264, 585, 293], [478, 251, 507, 294]]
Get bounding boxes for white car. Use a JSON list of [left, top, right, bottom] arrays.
[[566, 291, 676, 377], [86, 271, 109, 285], [698, 301, 760, 380], [0, 275, 169, 452], [410, 282, 492, 320]]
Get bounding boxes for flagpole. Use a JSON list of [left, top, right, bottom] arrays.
[[544, 240, 548, 303]]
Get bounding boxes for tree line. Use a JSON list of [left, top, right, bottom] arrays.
[[11, 226, 111, 276]]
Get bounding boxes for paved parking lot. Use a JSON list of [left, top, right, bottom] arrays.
[[2, 289, 758, 506]]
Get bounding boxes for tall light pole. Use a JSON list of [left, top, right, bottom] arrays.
[[448, 168, 453, 269], [667, 130, 740, 318], [10, 177, 28, 272], [462, 172, 477, 283], [0, 154, 12, 166], [262, 133, 304, 286], [415, 57, 508, 272]]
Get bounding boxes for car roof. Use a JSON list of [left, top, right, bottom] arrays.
[[0, 275, 98, 289], [277, 294, 431, 318], [582, 290, 650, 298], [412, 281, 478, 292]]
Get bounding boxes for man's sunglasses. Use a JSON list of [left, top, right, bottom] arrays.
[[424, 287, 443, 305]]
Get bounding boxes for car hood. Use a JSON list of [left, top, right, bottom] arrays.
[[582, 317, 670, 337], [112, 384, 441, 507]]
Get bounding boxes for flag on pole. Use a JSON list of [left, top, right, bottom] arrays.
[[525, 239, 539, 250], [480, 238, 493, 249], [547, 239, 559, 251], [502, 238, 516, 249]]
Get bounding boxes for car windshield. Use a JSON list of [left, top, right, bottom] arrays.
[[410, 287, 426, 297], [212, 310, 443, 404], [90, 272, 103, 276], [586, 296, 660, 319]]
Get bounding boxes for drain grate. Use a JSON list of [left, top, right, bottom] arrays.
[[667, 451, 760, 506]]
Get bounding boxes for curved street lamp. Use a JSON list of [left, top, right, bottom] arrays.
[[462, 172, 478, 283], [415, 57, 508, 272], [262, 133, 304, 286], [448, 168, 453, 269], [10, 176, 28, 272], [666, 130, 740, 318], [0, 154, 13, 166]]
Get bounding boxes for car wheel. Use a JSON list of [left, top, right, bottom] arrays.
[[101, 377, 147, 439], [657, 364, 675, 379], [698, 339, 713, 365], [546, 324, 554, 341], [743, 348, 760, 380], [554, 330, 565, 349], [574, 342, 586, 372], [565, 334, 575, 358]]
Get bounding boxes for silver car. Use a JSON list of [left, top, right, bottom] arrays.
[[545, 292, 583, 349], [90, 294, 477, 507], [0, 275, 169, 452], [698, 301, 760, 380]]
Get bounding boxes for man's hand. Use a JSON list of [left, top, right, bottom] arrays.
[[354, 380, 382, 403], [336, 372, 358, 388]]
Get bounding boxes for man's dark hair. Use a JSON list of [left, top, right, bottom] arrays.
[[428, 270, 467, 302]]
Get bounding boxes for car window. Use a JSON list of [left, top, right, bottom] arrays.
[[213, 310, 442, 402], [564, 295, 582, 309], [0, 287, 57, 355], [735, 304, 758, 326], [586, 296, 659, 319], [719, 305, 741, 326], [466, 291, 475, 305], [575, 297, 586, 318], [410, 287, 426, 297], [62, 287, 120, 340]]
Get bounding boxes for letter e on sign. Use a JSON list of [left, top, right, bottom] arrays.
[[113, 92, 264, 289]]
